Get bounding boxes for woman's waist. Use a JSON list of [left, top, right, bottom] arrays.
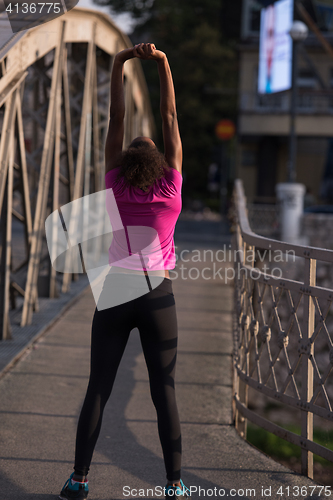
[[109, 266, 170, 279]]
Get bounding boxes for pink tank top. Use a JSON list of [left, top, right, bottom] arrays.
[[105, 166, 182, 271]]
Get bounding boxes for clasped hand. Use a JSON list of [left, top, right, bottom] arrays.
[[116, 43, 165, 63], [133, 43, 165, 61]]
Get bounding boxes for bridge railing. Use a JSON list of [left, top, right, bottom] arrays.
[[232, 179, 333, 479]]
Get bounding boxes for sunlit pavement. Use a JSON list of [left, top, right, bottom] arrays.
[[0, 222, 323, 499]]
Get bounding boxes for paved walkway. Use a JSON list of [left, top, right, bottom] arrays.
[[1, 275, 89, 376], [0, 232, 324, 499]]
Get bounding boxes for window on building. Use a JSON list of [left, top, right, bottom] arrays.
[[241, 0, 263, 38], [298, 138, 328, 155], [241, 145, 258, 166], [297, 69, 317, 111], [249, 1, 262, 33], [297, 69, 317, 90], [314, 1, 333, 33]]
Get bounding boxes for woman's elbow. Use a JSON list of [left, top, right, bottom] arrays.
[[161, 109, 177, 123]]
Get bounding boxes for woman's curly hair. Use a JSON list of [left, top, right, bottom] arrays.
[[115, 141, 170, 191]]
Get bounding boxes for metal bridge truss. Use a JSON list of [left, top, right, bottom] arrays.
[[0, 8, 155, 339]]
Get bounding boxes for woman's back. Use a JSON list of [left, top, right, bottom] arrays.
[[105, 166, 182, 271]]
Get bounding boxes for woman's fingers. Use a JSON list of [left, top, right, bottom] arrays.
[[132, 43, 157, 59], [132, 44, 139, 57], [136, 43, 145, 59], [140, 43, 150, 58], [147, 43, 156, 57], [137, 43, 146, 56]]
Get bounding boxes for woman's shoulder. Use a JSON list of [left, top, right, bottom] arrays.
[[105, 167, 122, 187], [105, 166, 121, 177], [163, 166, 182, 184], [159, 166, 182, 195], [164, 166, 182, 177]]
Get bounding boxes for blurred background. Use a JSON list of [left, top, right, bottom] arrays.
[[77, 0, 333, 221]]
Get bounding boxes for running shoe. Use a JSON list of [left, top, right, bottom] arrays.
[[165, 479, 191, 499], [59, 472, 89, 500]]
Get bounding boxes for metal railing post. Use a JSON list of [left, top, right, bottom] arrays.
[[301, 257, 316, 478]]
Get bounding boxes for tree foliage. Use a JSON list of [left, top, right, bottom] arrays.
[[96, 0, 241, 201]]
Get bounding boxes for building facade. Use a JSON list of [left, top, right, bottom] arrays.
[[237, 0, 333, 203]]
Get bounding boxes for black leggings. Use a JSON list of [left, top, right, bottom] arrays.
[[74, 274, 181, 482]]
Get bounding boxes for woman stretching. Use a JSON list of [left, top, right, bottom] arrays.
[[59, 43, 190, 500]]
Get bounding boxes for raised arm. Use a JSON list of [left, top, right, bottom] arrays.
[[132, 44, 182, 174], [105, 47, 135, 174], [157, 53, 182, 174]]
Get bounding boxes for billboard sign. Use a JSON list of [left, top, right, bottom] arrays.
[[258, 0, 294, 94]]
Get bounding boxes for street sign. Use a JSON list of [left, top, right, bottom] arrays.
[[215, 119, 236, 141]]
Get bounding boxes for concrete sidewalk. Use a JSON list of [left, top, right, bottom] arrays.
[[0, 239, 323, 500]]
